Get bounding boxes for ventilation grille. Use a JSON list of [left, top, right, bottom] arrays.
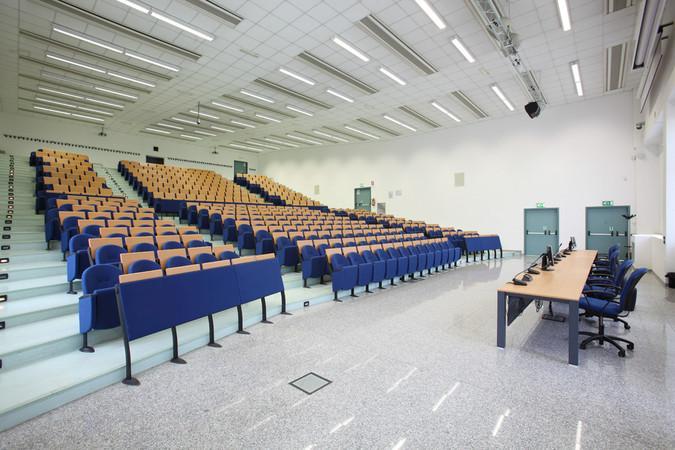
[[221, 94, 295, 118], [323, 126, 367, 141], [356, 118, 400, 136], [451, 91, 488, 119], [254, 78, 332, 109], [182, 0, 242, 26], [297, 52, 378, 94], [605, 42, 627, 91]]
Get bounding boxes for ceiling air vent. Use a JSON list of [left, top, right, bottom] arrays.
[[450, 91, 488, 119], [359, 14, 438, 75], [605, 42, 627, 91], [182, 0, 242, 26], [297, 52, 378, 94], [398, 106, 440, 128]]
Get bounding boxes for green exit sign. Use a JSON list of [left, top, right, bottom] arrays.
[[602, 200, 614, 207], [536, 202, 545, 208]]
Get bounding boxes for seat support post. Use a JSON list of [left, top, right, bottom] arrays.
[[236, 305, 250, 334], [261, 296, 273, 324], [170, 326, 186, 364], [79, 333, 94, 353], [207, 314, 221, 348]]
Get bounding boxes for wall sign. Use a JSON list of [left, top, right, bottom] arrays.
[[602, 200, 614, 206], [536, 202, 545, 208]]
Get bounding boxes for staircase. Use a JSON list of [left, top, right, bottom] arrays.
[[93, 163, 147, 206]]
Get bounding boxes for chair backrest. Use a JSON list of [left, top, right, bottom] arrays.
[[614, 259, 633, 286], [131, 242, 157, 253], [362, 250, 377, 263], [219, 250, 240, 260], [331, 253, 349, 270], [82, 264, 122, 294], [69, 233, 95, 253], [619, 268, 648, 312], [121, 251, 157, 273], [128, 259, 161, 274], [95, 244, 127, 265], [158, 248, 187, 268], [162, 240, 184, 250], [165, 255, 192, 268], [187, 239, 208, 248], [301, 245, 319, 259], [194, 253, 217, 265]]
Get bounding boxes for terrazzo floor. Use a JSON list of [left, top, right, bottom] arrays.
[[2, 256, 674, 449]]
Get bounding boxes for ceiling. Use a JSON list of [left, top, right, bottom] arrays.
[[0, 0, 641, 153]]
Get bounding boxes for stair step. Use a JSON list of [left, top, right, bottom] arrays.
[[0, 274, 77, 300], [0, 259, 66, 281], [0, 291, 78, 327], [2, 249, 63, 264]]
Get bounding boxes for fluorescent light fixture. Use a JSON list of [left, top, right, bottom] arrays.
[[157, 122, 183, 130], [414, 0, 446, 29], [145, 127, 170, 134], [211, 101, 243, 112], [240, 89, 274, 103], [557, 0, 571, 31], [107, 72, 155, 87], [180, 134, 202, 140], [71, 113, 104, 122], [34, 106, 70, 115], [171, 117, 198, 125], [379, 67, 406, 86], [41, 71, 92, 88], [115, 0, 149, 14], [150, 11, 214, 41], [228, 143, 263, 152], [570, 61, 584, 96], [286, 134, 322, 145], [332, 36, 370, 62], [431, 101, 461, 122], [125, 52, 179, 72], [189, 110, 219, 120], [286, 105, 313, 116], [46, 54, 105, 73], [255, 113, 281, 123], [210, 125, 235, 133], [451, 36, 475, 63], [264, 137, 299, 147], [94, 86, 138, 99], [52, 26, 123, 53], [279, 67, 315, 85], [38, 86, 83, 99], [231, 120, 256, 128], [345, 125, 380, 139], [86, 97, 124, 108], [35, 97, 77, 108], [383, 114, 416, 132], [245, 141, 279, 150], [78, 106, 113, 116], [491, 84, 515, 111], [193, 130, 217, 136], [326, 89, 354, 103], [313, 130, 349, 143]]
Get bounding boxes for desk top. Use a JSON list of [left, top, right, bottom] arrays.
[[498, 250, 597, 302]]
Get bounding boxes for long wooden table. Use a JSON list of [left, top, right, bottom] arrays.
[[496, 250, 597, 365]]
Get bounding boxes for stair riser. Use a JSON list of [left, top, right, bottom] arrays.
[[0, 265, 66, 281], [4, 303, 77, 328], [1, 281, 79, 300], [3, 252, 64, 264]]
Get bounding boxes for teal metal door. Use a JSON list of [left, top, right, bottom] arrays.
[[586, 206, 630, 258], [354, 187, 371, 212], [233, 160, 248, 177], [524, 208, 559, 256]]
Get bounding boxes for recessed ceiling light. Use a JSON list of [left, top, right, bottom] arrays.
[[245, 140, 279, 150], [145, 127, 170, 134], [228, 143, 263, 152], [255, 113, 281, 123], [431, 101, 461, 122], [94, 86, 138, 99], [157, 122, 183, 130], [125, 51, 179, 72], [279, 67, 315, 85], [86, 97, 124, 108], [383, 114, 417, 132], [450, 36, 475, 63], [210, 125, 235, 133], [115, 0, 149, 14], [491, 84, 515, 111], [240, 89, 274, 103], [332, 36, 370, 62], [35, 97, 77, 108], [286, 105, 313, 116], [326, 89, 354, 103], [189, 110, 219, 120], [34, 105, 70, 115], [414, 0, 446, 29], [570, 61, 584, 96], [194, 130, 217, 136], [286, 134, 322, 145], [313, 130, 349, 143], [150, 11, 214, 41], [107, 72, 155, 87], [71, 113, 104, 122], [345, 125, 380, 139], [556, 0, 571, 31], [52, 26, 123, 53], [231, 120, 256, 128], [180, 134, 202, 140], [38, 86, 84, 99], [264, 137, 299, 147], [379, 67, 406, 86], [211, 101, 243, 112], [78, 106, 113, 116], [46, 54, 105, 73], [172, 116, 198, 125]]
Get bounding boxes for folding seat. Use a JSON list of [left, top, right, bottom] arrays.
[[346, 251, 374, 293], [128, 259, 161, 273], [44, 208, 61, 249], [275, 236, 299, 269], [408, 246, 426, 278], [433, 242, 450, 270], [397, 247, 417, 279], [187, 240, 209, 248], [187, 205, 199, 225], [376, 249, 399, 286], [78, 264, 122, 352], [329, 253, 358, 300], [81, 224, 102, 237], [362, 250, 386, 289], [66, 233, 95, 294], [255, 230, 274, 255], [209, 213, 223, 240], [178, 202, 189, 222], [237, 224, 255, 252], [95, 244, 127, 266], [421, 243, 440, 274], [197, 209, 210, 231], [60, 216, 81, 259], [160, 229, 177, 235], [301, 245, 327, 288], [223, 218, 237, 242], [165, 255, 191, 268], [219, 250, 240, 261], [317, 243, 330, 256], [194, 253, 217, 265]]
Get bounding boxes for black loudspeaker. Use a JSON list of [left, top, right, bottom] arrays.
[[525, 101, 541, 118]]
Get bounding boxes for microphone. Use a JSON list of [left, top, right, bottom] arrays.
[[554, 243, 563, 262], [511, 262, 539, 286]]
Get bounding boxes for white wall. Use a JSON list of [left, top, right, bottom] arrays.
[[260, 92, 655, 252], [0, 111, 259, 178]]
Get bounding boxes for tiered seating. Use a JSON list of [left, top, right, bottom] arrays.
[[119, 161, 266, 213], [236, 173, 322, 207]]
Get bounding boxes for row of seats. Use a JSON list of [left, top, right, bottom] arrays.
[[235, 173, 321, 207], [34, 149, 113, 198]]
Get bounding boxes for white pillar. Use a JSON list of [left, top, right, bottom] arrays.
[[664, 101, 675, 280]]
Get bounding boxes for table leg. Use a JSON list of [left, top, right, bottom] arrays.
[[497, 292, 506, 348], [568, 301, 579, 365]]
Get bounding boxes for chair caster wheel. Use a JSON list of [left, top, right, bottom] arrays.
[[579, 344, 586, 350], [618, 350, 626, 357], [624, 324, 631, 330], [627, 343, 634, 350]]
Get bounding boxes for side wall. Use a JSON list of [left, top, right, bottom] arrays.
[[260, 92, 655, 252]]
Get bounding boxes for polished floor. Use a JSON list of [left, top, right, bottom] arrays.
[[2, 257, 674, 449]]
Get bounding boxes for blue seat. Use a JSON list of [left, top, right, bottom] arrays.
[[136, 231, 153, 237], [209, 213, 223, 240], [223, 218, 237, 242], [165, 255, 192, 268], [44, 208, 61, 248], [255, 230, 274, 255], [128, 259, 161, 274], [399, 246, 418, 278], [132, 242, 157, 253], [347, 252, 374, 292], [95, 244, 127, 266], [197, 209, 210, 231], [161, 230, 177, 235], [78, 264, 122, 352], [276, 236, 299, 269], [60, 216, 81, 259], [329, 253, 358, 300], [387, 247, 409, 281], [81, 224, 102, 237], [301, 245, 327, 287], [162, 241, 184, 250], [66, 233, 95, 294], [187, 206, 198, 225], [187, 240, 209, 248], [363, 250, 386, 289], [237, 224, 255, 253], [219, 250, 239, 261], [376, 249, 399, 285], [194, 253, 217, 265]]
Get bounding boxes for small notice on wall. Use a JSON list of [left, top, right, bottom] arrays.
[[536, 202, 545, 208], [602, 200, 614, 206]]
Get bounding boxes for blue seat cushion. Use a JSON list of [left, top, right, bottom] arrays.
[[579, 296, 621, 316]]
